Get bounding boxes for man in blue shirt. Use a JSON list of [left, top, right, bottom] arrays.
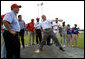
[[3, 4, 21, 58], [71, 24, 79, 47], [18, 15, 26, 48], [66, 24, 71, 47]]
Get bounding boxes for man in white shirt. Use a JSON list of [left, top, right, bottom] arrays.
[[47, 18, 63, 46], [39, 15, 65, 52], [52, 18, 62, 38], [34, 18, 42, 45], [61, 22, 67, 47], [51, 18, 63, 45]]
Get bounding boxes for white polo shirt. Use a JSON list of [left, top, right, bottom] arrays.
[[41, 19, 55, 30], [34, 22, 41, 29], [52, 22, 61, 33]]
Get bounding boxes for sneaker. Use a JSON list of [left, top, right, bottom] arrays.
[[39, 47, 43, 51], [23, 46, 25, 48], [32, 43, 35, 45], [29, 43, 31, 46], [50, 43, 53, 45], [37, 44, 40, 46], [59, 47, 65, 52], [63, 45, 66, 48]]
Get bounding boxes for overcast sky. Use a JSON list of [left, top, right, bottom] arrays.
[[1, 1, 84, 29]]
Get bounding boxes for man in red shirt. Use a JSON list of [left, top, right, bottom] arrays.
[[26, 19, 35, 46]]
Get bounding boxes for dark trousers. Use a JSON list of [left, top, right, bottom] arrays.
[[36, 29, 42, 44], [19, 29, 25, 48], [3, 30, 20, 58], [47, 36, 51, 45]]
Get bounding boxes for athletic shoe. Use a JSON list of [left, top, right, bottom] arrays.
[[59, 47, 65, 52], [23, 46, 25, 48], [50, 43, 53, 45], [29, 43, 31, 46], [32, 43, 35, 45], [63, 45, 66, 48], [39, 47, 43, 51], [37, 44, 40, 46]]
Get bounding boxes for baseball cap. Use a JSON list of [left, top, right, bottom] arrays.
[[11, 4, 22, 9], [36, 17, 40, 20], [31, 19, 34, 21], [1, 14, 6, 19]]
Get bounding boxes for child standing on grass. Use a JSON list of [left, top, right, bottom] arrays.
[[71, 24, 79, 47], [66, 24, 71, 47]]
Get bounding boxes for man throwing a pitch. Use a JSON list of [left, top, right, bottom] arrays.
[[39, 15, 65, 52]]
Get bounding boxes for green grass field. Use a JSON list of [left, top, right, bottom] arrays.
[[1, 33, 84, 49]]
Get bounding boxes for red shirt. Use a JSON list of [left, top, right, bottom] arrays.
[[26, 22, 35, 31], [1, 25, 3, 31]]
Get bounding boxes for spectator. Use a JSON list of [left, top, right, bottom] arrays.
[[26, 19, 35, 46], [3, 3, 21, 58], [18, 15, 26, 48]]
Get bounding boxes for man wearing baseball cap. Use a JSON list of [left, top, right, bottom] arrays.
[[34, 18, 42, 45], [3, 3, 21, 58], [26, 19, 35, 46], [71, 24, 79, 47]]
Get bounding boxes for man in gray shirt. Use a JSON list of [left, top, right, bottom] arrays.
[[18, 15, 26, 48], [3, 4, 21, 58]]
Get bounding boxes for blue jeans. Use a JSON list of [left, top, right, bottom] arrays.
[[1, 31, 6, 58]]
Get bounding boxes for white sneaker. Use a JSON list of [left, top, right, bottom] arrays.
[[29, 43, 31, 46], [37, 44, 40, 46], [63, 45, 66, 48]]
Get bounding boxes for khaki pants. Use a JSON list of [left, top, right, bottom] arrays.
[[40, 28, 61, 48], [72, 34, 78, 46], [66, 34, 71, 46], [50, 30, 59, 44], [61, 32, 66, 45], [28, 31, 35, 44]]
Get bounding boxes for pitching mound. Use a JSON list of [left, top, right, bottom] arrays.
[[20, 45, 84, 58]]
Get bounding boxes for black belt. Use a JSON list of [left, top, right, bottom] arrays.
[[21, 29, 24, 30], [54, 29, 58, 30], [44, 28, 51, 30], [36, 29, 41, 30], [4, 30, 19, 33]]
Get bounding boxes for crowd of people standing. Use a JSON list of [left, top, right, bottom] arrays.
[[1, 3, 79, 58]]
